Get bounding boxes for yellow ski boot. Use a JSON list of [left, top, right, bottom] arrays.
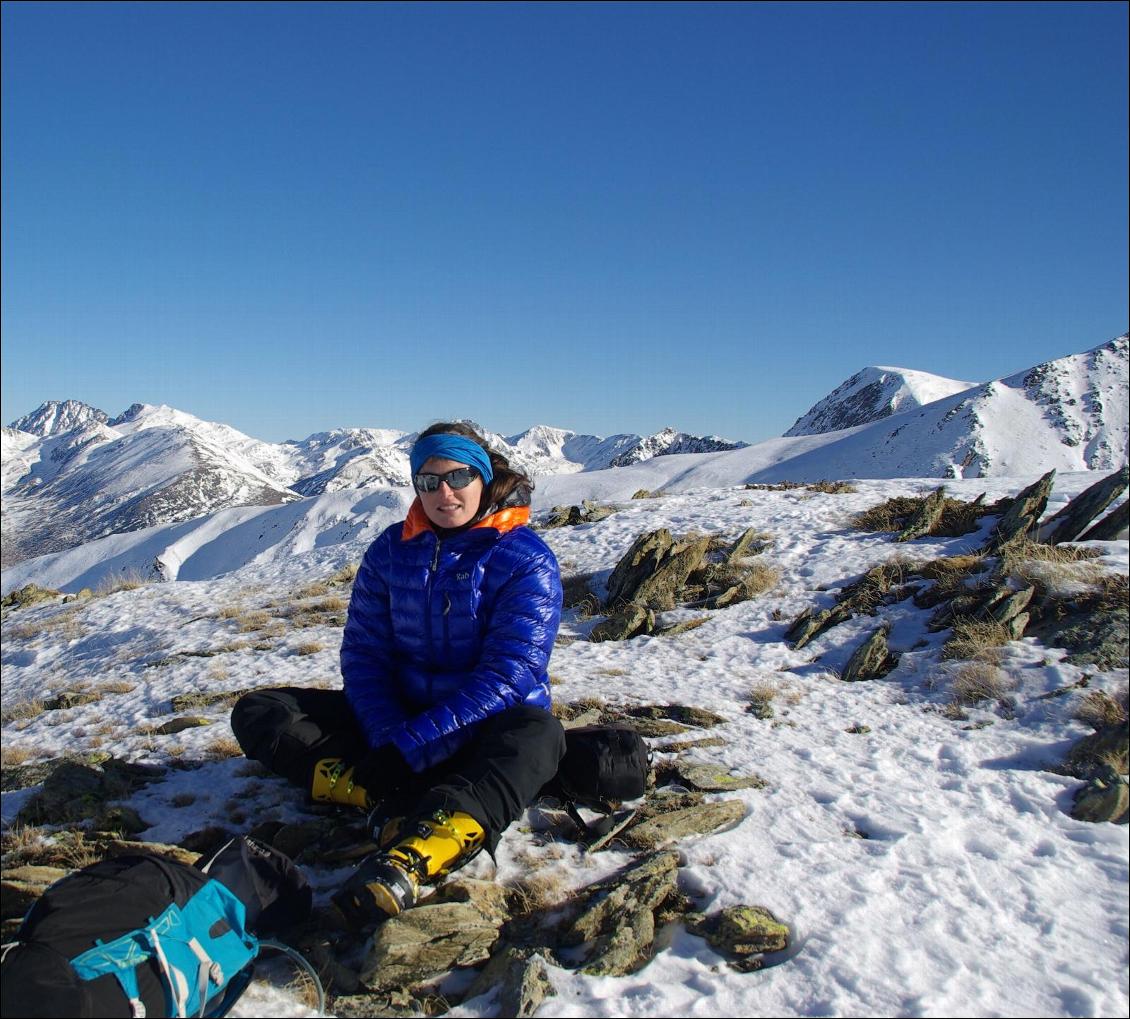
[[334, 810, 486, 924], [310, 757, 370, 809]]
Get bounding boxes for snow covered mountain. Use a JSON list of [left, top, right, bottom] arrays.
[[1, 405, 744, 563], [785, 366, 977, 436], [1, 414, 300, 568], [3, 334, 1125, 571], [765, 335, 1128, 480], [10, 398, 110, 437]]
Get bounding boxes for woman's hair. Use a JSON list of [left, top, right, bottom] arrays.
[[416, 421, 533, 516]]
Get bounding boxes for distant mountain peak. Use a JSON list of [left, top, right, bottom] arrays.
[[785, 366, 977, 436], [10, 400, 110, 437]]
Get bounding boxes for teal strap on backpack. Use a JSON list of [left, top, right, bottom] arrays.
[[70, 879, 259, 1018]]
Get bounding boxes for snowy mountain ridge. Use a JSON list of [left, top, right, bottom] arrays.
[[785, 366, 977, 436], [1, 403, 745, 563], [3, 334, 1126, 572]]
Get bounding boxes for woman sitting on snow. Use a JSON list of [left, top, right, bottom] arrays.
[[232, 422, 565, 923]]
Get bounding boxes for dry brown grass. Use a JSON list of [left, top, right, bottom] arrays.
[[1013, 559, 1109, 595], [748, 681, 778, 719], [217, 605, 245, 620], [945, 662, 1016, 706], [0, 744, 35, 766], [0, 698, 45, 724], [94, 568, 153, 597], [235, 610, 272, 632], [171, 793, 197, 808], [0, 822, 47, 860], [941, 618, 1013, 662], [806, 480, 858, 494], [1074, 686, 1129, 729], [294, 641, 324, 656], [5, 607, 87, 642], [328, 562, 359, 586], [203, 735, 245, 761], [999, 538, 1103, 568], [506, 870, 574, 914], [741, 561, 781, 596], [851, 492, 985, 537], [56, 830, 103, 869], [918, 554, 989, 584], [100, 680, 137, 695], [294, 581, 330, 599], [552, 696, 606, 720]]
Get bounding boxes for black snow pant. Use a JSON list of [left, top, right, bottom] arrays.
[[231, 687, 566, 851]]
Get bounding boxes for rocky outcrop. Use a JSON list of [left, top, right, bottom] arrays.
[[359, 898, 508, 991], [686, 905, 790, 971], [539, 500, 618, 530], [1, 583, 62, 610], [621, 799, 746, 852], [16, 756, 165, 827], [558, 851, 682, 975], [1070, 765, 1129, 824], [1079, 500, 1129, 541], [1037, 467, 1128, 544], [593, 527, 776, 641], [984, 470, 1056, 552], [841, 625, 896, 682]]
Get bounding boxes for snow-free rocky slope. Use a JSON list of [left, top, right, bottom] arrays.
[[1, 472, 1126, 1018]]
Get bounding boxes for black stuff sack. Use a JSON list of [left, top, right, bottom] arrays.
[[542, 725, 650, 841]]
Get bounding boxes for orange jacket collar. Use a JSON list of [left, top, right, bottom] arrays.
[[401, 498, 531, 541]]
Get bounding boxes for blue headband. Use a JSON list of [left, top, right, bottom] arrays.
[[410, 434, 494, 486]]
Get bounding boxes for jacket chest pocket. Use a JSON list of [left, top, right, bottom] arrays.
[[437, 570, 483, 654]]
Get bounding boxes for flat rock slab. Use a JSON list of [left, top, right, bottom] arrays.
[[625, 704, 728, 728], [654, 735, 727, 753], [622, 798, 746, 851], [148, 716, 213, 735], [675, 761, 766, 792], [359, 900, 506, 991]]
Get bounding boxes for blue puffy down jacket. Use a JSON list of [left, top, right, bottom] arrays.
[[340, 501, 562, 772]]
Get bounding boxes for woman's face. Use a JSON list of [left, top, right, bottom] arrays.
[[417, 456, 484, 530]]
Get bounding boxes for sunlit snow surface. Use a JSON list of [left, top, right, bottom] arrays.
[[2, 474, 1127, 1018]]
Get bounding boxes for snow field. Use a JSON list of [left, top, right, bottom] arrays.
[[1, 474, 1127, 1017]]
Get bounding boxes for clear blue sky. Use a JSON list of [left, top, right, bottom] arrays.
[[3, 2, 1127, 443]]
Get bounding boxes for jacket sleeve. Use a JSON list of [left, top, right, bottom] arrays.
[[340, 530, 412, 749], [388, 540, 562, 772]]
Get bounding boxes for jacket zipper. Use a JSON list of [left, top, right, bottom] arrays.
[[425, 536, 441, 701]]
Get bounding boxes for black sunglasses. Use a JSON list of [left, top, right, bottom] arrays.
[[413, 467, 480, 493]]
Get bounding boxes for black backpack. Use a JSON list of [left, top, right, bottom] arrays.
[[545, 725, 651, 842], [1, 837, 317, 1019]]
